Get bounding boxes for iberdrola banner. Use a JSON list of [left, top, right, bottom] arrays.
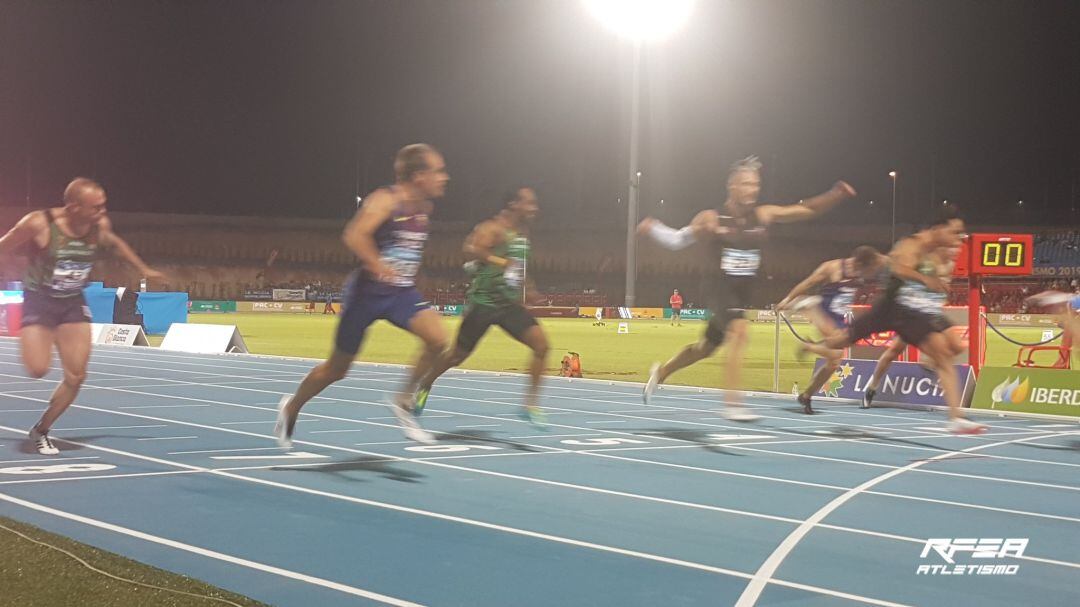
[[972, 367, 1080, 417]]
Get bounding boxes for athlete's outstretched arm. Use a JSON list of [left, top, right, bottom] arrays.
[[777, 260, 835, 309], [0, 211, 44, 256], [98, 217, 166, 280], [343, 188, 398, 280], [756, 181, 856, 225], [636, 211, 717, 251]]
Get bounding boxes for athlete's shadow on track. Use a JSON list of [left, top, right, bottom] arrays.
[[631, 429, 746, 455], [761, 422, 963, 453], [434, 429, 543, 452], [1018, 439, 1080, 452], [272, 457, 424, 483], [28, 434, 134, 454]]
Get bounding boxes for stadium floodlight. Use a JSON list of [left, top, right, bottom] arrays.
[[585, 0, 694, 306], [584, 0, 695, 42]]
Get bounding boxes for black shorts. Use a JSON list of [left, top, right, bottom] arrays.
[[848, 297, 951, 348], [21, 290, 92, 328], [704, 277, 753, 346], [456, 303, 538, 353]]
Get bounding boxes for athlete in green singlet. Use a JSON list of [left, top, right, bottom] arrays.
[[415, 187, 549, 425], [0, 178, 164, 454]]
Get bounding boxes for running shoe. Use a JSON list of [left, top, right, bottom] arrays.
[[643, 362, 661, 405], [861, 387, 876, 409], [393, 394, 436, 444], [274, 395, 294, 449], [948, 417, 988, 435], [28, 427, 59, 456]]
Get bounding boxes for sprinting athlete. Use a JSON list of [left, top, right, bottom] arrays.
[[276, 144, 449, 447], [637, 156, 855, 420], [804, 207, 986, 433], [414, 187, 548, 425], [0, 178, 165, 454], [860, 244, 962, 409], [777, 245, 887, 413]]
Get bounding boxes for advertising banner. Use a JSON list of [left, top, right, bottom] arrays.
[[811, 359, 975, 408], [189, 300, 237, 313], [972, 367, 1080, 417], [245, 301, 310, 313], [272, 288, 307, 302], [242, 289, 273, 300], [438, 305, 463, 316]]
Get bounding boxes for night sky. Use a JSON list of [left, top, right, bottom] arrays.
[[1, 0, 1077, 228]]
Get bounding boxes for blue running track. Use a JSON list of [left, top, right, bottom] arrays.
[[0, 339, 1077, 606]]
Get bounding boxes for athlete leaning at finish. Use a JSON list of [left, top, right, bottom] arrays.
[[275, 144, 450, 447], [637, 156, 856, 421], [0, 178, 165, 455], [414, 187, 549, 426], [859, 244, 964, 409], [776, 245, 887, 414], [806, 206, 986, 434]]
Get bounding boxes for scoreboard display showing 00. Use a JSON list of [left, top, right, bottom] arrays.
[[954, 233, 1033, 277]]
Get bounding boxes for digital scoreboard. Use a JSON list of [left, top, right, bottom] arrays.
[[953, 233, 1033, 277]]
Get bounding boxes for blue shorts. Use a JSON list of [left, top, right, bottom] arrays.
[[334, 279, 432, 355], [818, 305, 849, 329]]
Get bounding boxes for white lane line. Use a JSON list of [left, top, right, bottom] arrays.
[[455, 424, 501, 429], [309, 429, 366, 434], [733, 430, 1077, 607], [0, 492, 424, 606], [168, 447, 286, 456], [136, 436, 199, 442], [0, 456, 99, 465], [120, 404, 212, 410], [0, 425, 917, 607], [585, 420, 627, 424], [55, 425, 168, 431]]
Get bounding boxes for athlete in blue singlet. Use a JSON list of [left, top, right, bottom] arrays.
[[777, 246, 887, 413], [275, 144, 450, 446]]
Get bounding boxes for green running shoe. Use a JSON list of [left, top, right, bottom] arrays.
[[414, 387, 431, 415], [520, 405, 547, 429]]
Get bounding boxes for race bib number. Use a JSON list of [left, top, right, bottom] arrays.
[[378, 251, 420, 287], [503, 259, 525, 289], [721, 248, 761, 276], [50, 260, 93, 293]]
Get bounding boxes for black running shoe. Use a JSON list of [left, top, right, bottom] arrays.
[[861, 388, 876, 409]]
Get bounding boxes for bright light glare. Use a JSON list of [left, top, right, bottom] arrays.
[[584, 0, 695, 41]]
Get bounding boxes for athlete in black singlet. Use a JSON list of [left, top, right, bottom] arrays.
[[637, 156, 855, 420]]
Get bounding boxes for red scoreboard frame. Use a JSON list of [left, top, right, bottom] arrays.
[[953, 233, 1033, 277]]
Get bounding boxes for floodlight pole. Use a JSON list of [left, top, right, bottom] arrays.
[[625, 40, 642, 308]]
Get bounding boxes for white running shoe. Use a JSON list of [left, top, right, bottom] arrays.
[[722, 406, 761, 423], [393, 395, 436, 444], [28, 427, 59, 456], [274, 395, 294, 449], [643, 362, 661, 405], [948, 417, 988, 435]]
